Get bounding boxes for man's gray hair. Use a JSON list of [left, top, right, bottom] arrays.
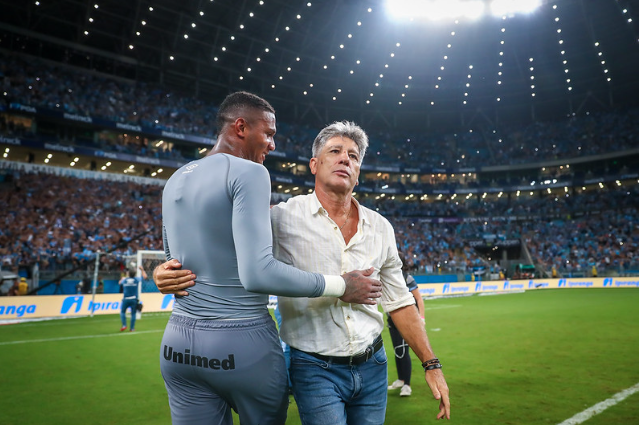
[[312, 121, 368, 163]]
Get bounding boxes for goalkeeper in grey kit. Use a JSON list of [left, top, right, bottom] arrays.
[[119, 265, 147, 332], [157, 91, 382, 425]]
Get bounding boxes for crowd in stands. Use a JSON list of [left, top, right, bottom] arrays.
[[0, 52, 218, 138], [389, 206, 638, 278], [1, 163, 637, 282], [365, 108, 639, 169], [367, 186, 639, 275], [487, 110, 639, 165], [277, 110, 639, 170], [361, 184, 639, 218], [391, 218, 490, 275], [2, 51, 639, 170], [523, 210, 638, 278], [0, 167, 162, 274]]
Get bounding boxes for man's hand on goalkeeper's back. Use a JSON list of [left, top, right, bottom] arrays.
[[153, 259, 196, 296]]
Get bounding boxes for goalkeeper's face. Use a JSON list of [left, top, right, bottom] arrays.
[[243, 111, 276, 164]]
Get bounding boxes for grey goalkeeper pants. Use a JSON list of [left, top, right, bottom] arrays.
[[160, 313, 288, 425]]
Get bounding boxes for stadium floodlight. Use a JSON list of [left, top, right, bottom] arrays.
[[385, 0, 485, 21], [490, 0, 541, 17]]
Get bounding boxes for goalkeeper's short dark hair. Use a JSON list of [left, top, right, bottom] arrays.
[[216, 91, 276, 132]]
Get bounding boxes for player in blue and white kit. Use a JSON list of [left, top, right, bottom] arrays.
[[119, 265, 147, 332]]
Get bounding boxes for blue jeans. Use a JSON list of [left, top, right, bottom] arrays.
[[289, 347, 388, 425], [273, 304, 291, 387]]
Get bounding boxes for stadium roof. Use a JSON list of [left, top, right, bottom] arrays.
[[1, 0, 639, 131]]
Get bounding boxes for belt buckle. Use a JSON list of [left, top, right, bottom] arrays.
[[362, 346, 373, 364], [350, 341, 375, 366]]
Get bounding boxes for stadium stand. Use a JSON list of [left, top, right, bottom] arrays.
[[0, 162, 162, 273], [1, 51, 639, 291], [1, 158, 637, 286], [3, 50, 639, 170], [0, 51, 218, 139]]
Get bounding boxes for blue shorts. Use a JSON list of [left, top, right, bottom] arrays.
[[160, 314, 288, 425]]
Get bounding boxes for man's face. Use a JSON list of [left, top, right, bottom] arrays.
[[244, 111, 276, 164], [310, 136, 361, 192]]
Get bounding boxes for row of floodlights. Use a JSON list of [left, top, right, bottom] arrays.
[[385, 0, 542, 21]]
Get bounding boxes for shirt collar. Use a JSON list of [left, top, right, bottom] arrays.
[[308, 191, 369, 226], [308, 191, 324, 216]]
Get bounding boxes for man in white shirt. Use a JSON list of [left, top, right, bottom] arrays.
[[269, 121, 449, 424], [155, 121, 450, 423]]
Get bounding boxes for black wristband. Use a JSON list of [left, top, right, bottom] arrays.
[[424, 363, 443, 371], [421, 358, 439, 369]]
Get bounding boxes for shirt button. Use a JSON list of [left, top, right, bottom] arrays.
[[346, 316, 351, 320]]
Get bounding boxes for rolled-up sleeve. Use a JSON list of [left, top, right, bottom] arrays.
[[378, 219, 416, 313]]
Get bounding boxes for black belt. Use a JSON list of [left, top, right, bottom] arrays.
[[303, 335, 384, 366]]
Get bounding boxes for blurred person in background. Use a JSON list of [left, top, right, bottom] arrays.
[[77, 275, 91, 294], [119, 265, 147, 332], [7, 278, 20, 296], [18, 277, 28, 295]]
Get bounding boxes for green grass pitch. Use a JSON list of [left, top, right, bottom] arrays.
[[1, 288, 637, 425]]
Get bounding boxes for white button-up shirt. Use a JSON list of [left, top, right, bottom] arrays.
[[271, 192, 415, 357]]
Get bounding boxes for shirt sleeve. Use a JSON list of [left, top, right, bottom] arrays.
[[406, 274, 418, 292], [229, 161, 332, 298], [378, 218, 416, 313]]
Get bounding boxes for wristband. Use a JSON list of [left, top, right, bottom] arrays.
[[422, 358, 441, 371], [425, 363, 443, 371], [421, 358, 439, 367]]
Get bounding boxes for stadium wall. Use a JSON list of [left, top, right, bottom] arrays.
[[1, 277, 638, 320]]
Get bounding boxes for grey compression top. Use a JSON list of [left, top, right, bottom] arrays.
[[162, 153, 326, 319]]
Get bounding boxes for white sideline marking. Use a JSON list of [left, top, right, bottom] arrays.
[[0, 312, 171, 326], [557, 382, 639, 425], [0, 329, 163, 346]]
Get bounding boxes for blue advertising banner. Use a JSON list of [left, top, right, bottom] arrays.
[[1, 278, 637, 320]]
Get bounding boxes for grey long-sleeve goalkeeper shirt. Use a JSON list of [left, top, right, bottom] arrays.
[[161, 153, 343, 319]]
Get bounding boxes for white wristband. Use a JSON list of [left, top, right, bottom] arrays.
[[321, 275, 346, 297]]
